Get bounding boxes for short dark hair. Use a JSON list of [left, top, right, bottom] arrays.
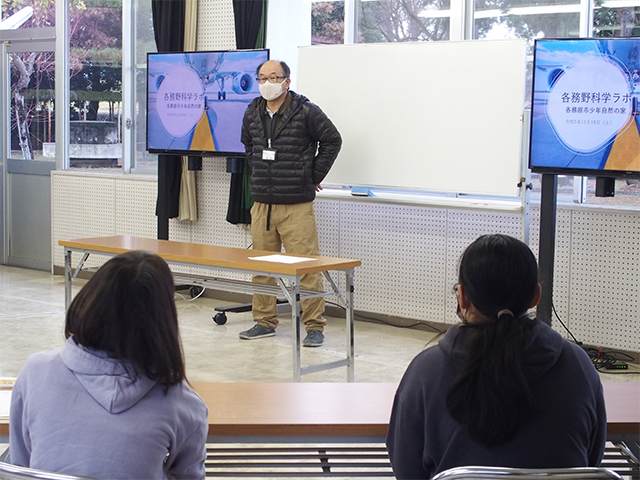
[[256, 60, 291, 78], [65, 251, 185, 391], [447, 234, 539, 446]]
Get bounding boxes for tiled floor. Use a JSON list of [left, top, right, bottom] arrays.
[[2, 264, 638, 383], [0, 264, 441, 383]]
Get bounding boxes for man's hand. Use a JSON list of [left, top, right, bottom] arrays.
[[315, 184, 323, 192]]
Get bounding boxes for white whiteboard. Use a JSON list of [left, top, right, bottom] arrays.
[[297, 40, 527, 197]]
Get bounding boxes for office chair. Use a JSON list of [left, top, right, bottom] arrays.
[[0, 462, 95, 480], [432, 466, 623, 480]]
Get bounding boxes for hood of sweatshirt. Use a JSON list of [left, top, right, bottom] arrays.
[[437, 318, 565, 383], [60, 336, 157, 414]]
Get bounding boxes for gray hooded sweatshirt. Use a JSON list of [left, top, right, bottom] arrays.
[[10, 337, 208, 479], [386, 319, 606, 479]]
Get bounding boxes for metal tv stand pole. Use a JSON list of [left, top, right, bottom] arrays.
[[537, 173, 558, 326]]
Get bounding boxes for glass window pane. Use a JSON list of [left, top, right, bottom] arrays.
[[359, 0, 450, 43], [9, 52, 55, 161], [312, 1, 344, 44], [594, 4, 640, 38], [474, 0, 580, 42], [1, 1, 54, 29], [584, 178, 640, 207], [135, 0, 157, 170], [68, 0, 123, 170]]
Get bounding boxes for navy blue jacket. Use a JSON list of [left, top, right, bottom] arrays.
[[386, 319, 607, 479]]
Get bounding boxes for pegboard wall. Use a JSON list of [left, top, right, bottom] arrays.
[[51, 168, 639, 352], [528, 205, 639, 352], [52, 172, 161, 272], [528, 205, 572, 337], [566, 210, 639, 352], [196, 0, 236, 51], [338, 202, 448, 321]]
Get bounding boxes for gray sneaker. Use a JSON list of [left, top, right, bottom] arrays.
[[239, 324, 276, 340], [303, 330, 324, 347]]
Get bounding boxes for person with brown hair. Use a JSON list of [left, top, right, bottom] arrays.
[[10, 251, 208, 480]]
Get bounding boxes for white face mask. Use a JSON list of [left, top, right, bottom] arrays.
[[259, 78, 287, 101]]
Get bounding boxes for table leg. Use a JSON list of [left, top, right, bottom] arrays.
[[346, 268, 355, 382], [292, 278, 302, 382]]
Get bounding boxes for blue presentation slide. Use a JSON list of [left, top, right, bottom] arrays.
[[530, 38, 640, 174]]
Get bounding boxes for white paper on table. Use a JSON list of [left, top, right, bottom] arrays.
[[0, 390, 11, 418], [248, 254, 316, 264]]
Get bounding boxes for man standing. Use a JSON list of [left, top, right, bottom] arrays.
[[238, 59, 342, 347]]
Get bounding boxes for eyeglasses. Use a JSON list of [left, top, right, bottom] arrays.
[[256, 75, 288, 84]]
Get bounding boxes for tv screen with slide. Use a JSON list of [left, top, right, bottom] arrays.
[[529, 38, 640, 178], [147, 49, 269, 157]]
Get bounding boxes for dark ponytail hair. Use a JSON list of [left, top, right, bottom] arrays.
[[446, 234, 539, 446], [65, 251, 186, 392]]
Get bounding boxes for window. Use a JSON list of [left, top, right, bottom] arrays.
[[358, 0, 451, 42], [3, 0, 55, 162], [30, 0, 636, 203], [312, 2, 345, 44], [590, 1, 640, 207], [594, 3, 640, 37], [68, 0, 123, 171], [8, 49, 56, 162], [475, 0, 581, 42], [133, 0, 156, 171], [471, 0, 639, 208]]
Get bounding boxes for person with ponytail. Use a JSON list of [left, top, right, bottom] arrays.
[[386, 234, 606, 479]]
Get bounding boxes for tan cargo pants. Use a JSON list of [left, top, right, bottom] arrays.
[[250, 201, 326, 332]]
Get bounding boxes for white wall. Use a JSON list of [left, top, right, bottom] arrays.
[[265, 0, 311, 91]]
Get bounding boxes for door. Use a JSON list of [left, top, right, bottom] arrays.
[[1, 28, 56, 270]]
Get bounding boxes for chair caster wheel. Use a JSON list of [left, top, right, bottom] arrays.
[[213, 312, 227, 325], [190, 286, 204, 298]]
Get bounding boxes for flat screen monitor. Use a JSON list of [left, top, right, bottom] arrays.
[[529, 38, 640, 178], [147, 49, 269, 157]]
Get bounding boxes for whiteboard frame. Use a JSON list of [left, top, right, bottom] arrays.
[[297, 39, 528, 198]]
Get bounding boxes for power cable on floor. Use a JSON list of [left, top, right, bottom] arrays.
[[325, 300, 443, 334], [552, 302, 638, 374]]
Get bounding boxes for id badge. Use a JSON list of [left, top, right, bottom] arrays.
[[262, 149, 276, 161]]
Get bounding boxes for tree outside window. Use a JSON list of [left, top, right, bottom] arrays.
[[359, 0, 450, 42], [3, 0, 59, 160], [69, 0, 122, 169], [311, 1, 451, 45], [312, 2, 344, 44], [2, 0, 122, 167]]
